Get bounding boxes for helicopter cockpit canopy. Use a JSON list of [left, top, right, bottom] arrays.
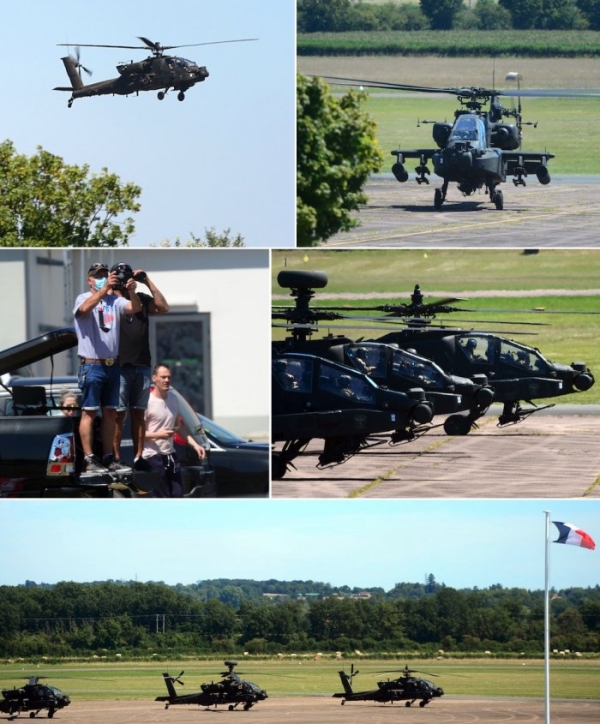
[[449, 114, 486, 146], [390, 348, 448, 389], [499, 339, 550, 374]]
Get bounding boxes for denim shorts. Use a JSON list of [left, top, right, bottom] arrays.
[[118, 365, 152, 411], [78, 362, 121, 410]]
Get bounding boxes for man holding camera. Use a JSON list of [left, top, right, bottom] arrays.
[[110, 263, 170, 470], [73, 262, 143, 473]]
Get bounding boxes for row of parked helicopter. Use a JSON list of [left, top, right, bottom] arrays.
[[0, 663, 444, 716], [271, 271, 595, 478]]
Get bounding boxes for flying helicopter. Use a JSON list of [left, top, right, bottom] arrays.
[[333, 664, 444, 707], [320, 75, 599, 210], [0, 676, 71, 718], [54, 36, 257, 107], [273, 269, 495, 436], [156, 661, 268, 712]]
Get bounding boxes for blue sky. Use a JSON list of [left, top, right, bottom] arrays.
[[2, 0, 295, 247], [1, 500, 597, 591]]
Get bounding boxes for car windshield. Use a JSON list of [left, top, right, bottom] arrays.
[[197, 413, 245, 445]]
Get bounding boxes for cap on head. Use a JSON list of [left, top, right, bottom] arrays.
[[87, 262, 108, 276]]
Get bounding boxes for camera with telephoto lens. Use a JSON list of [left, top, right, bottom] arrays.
[[111, 263, 146, 288]]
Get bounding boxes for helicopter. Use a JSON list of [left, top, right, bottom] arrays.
[[54, 36, 257, 107], [272, 349, 435, 477], [0, 676, 71, 718], [273, 269, 495, 436], [369, 284, 595, 431], [156, 661, 268, 712], [333, 664, 444, 707], [273, 271, 595, 435], [320, 75, 599, 210]]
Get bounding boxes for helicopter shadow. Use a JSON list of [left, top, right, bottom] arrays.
[[388, 200, 486, 214]]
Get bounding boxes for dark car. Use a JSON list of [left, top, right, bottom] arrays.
[[190, 413, 268, 497]]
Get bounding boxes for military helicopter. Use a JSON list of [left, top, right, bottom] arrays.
[[273, 270, 495, 436], [0, 676, 71, 718], [320, 75, 599, 210], [333, 664, 444, 707], [369, 284, 595, 431], [272, 350, 434, 477], [156, 661, 268, 712], [54, 36, 257, 107]]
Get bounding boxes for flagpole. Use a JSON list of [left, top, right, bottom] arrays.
[[544, 510, 550, 724]]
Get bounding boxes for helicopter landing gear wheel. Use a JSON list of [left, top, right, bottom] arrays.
[[341, 701, 345, 705], [444, 412, 472, 436], [177, 91, 185, 101], [228, 705, 234, 711], [30, 713, 36, 718], [420, 700, 428, 708], [405, 701, 412, 707], [493, 189, 504, 210], [68, 98, 73, 109], [48, 711, 55, 719], [434, 188, 443, 210], [157, 91, 165, 100]]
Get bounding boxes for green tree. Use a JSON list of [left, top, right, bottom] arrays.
[[420, 0, 464, 29], [472, 0, 513, 29], [0, 141, 141, 246], [159, 227, 245, 247], [577, 0, 600, 29], [297, 74, 383, 247], [297, 0, 351, 32], [499, 0, 544, 27]]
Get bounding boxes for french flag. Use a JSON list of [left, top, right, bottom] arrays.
[[552, 522, 596, 550]]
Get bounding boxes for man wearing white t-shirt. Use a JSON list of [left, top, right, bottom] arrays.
[[142, 363, 206, 497]]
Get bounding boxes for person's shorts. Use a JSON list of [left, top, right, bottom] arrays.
[[118, 365, 152, 411], [78, 362, 121, 410]]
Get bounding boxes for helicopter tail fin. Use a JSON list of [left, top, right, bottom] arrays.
[[336, 670, 355, 696], [59, 56, 84, 90], [156, 673, 178, 701]]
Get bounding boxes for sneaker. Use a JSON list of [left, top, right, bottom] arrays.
[[84, 454, 107, 473], [133, 457, 152, 472], [102, 454, 132, 474]]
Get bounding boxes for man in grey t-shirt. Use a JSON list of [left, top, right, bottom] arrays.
[[73, 262, 142, 473]]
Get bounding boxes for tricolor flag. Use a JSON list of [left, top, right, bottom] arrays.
[[552, 521, 596, 550]]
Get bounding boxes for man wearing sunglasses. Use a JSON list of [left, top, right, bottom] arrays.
[[73, 262, 143, 474]]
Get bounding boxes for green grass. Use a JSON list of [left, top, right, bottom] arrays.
[[1, 658, 598, 700], [272, 249, 600, 403]]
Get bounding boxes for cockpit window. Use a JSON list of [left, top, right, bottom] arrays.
[[450, 114, 479, 142], [272, 358, 312, 392], [391, 349, 446, 388], [499, 340, 548, 373], [457, 335, 492, 365], [347, 345, 386, 379], [318, 362, 376, 403]]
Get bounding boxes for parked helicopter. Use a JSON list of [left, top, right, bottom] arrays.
[[320, 75, 599, 210], [54, 36, 257, 107], [273, 272, 595, 435], [156, 661, 268, 712], [273, 270, 495, 435], [272, 350, 434, 477], [0, 676, 71, 718], [333, 664, 444, 707], [370, 284, 595, 431]]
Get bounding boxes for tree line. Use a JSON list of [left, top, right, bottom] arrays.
[[1, 578, 598, 659], [298, 0, 600, 32]]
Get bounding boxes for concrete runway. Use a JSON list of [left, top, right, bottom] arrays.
[[271, 407, 600, 499], [28, 697, 600, 724], [323, 176, 600, 248]]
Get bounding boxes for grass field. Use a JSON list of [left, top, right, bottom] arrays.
[[1, 658, 598, 700], [297, 56, 600, 174], [272, 249, 600, 403]]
